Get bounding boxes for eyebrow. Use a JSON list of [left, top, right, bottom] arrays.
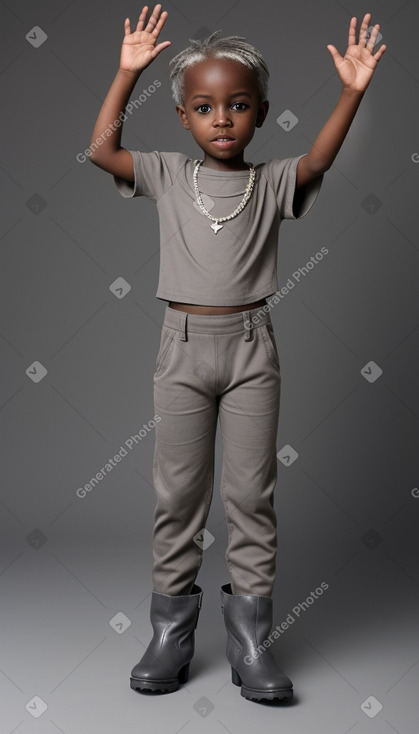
[[191, 92, 252, 101]]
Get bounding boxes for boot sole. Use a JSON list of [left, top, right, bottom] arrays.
[[130, 662, 189, 694], [232, 666, 293, 702]]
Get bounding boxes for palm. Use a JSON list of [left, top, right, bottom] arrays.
[[119, 4, 171, 73], [327, 13, 387, 93], [121, 29, 162, 71]]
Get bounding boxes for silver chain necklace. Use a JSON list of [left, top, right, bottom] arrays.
[[192, 159, 256, 234]]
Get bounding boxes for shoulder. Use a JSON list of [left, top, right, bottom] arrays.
[[130, 150, 190, 168], [258, 155, 306, 188], [147, 150, 191, 167], [258, 155, 305, 174], [153, 150, 193, 178], [156, 150, 190, 162], [131, 150, 191, 187]]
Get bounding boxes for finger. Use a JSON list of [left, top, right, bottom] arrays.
[[145, 3, 162, 33], [151, 40, 172, 56], [358, 12, 371, 46], [326, 44, 343, 64], [348, 16, 357, 47], [152, 9, 169, 36], [136, 6, 149, 33], [373, 43, 387, 61], [366, 23, 380, 51]]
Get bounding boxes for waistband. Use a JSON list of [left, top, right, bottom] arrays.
[[163, 304, 272, 341]]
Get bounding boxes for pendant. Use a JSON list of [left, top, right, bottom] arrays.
[[211, 222, 223, 234]]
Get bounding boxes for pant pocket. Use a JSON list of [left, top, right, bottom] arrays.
[[260, 322, 280, 370], [155, 326, 177, 376]]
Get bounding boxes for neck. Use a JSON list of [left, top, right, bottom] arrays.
[[201, 152, 249, 171]]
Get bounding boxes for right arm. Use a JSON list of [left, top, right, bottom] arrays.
[[88, 4, 171, 183], [89, 68, 142, 182]]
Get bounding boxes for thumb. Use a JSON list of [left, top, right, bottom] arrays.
[[326, 44, 342, 63]]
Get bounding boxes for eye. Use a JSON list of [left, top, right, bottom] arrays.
[[196, 104, 211, 113], [195, 102, 249, 114]]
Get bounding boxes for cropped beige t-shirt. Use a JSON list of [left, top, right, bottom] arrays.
[[114, 150, 324, 306]]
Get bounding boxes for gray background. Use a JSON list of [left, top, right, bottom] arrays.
[[1, 0, 418, 731]]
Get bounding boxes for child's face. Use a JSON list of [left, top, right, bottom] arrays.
[[175, 57, 269, 170]]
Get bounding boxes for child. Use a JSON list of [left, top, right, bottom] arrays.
[[89, 4, 386, 702]]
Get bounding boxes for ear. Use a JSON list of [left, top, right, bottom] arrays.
[[175, 105, 191, 130], [255, 99, 269, 128]]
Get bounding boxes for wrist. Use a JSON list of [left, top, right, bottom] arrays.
[[341, 85, 365, 97], [118, 67, 143, 81]]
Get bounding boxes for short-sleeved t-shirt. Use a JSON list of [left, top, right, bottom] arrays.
[[114, 150, 323, 306]]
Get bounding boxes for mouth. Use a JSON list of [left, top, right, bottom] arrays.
[[211, 137, 236, 149]]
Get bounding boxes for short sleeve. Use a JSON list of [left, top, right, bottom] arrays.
[[113, 150, 176, 202], [266, 153, 324, 220]]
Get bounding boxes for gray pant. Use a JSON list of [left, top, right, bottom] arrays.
[[152, 304, 281, 597]]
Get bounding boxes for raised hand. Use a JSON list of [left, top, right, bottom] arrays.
[[119, 4, 171, 73], [327, 13, 387, 93]]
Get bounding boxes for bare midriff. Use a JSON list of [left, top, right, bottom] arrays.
[[168, 298, 267, 315]]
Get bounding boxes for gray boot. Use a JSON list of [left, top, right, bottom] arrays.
[[130, 583, 203, 693], [220, 583, 293, 702]]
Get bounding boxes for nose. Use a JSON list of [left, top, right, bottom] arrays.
[[213, 106, 232, 126]]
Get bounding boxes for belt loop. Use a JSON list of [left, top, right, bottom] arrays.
[[243, 309, 253, 341], [179, 311, 188, 341]]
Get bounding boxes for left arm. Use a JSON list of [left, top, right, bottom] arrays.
[[297, 12, 387, 188]]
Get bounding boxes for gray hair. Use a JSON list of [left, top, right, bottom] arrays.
[[169, 29, 269, 107]]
